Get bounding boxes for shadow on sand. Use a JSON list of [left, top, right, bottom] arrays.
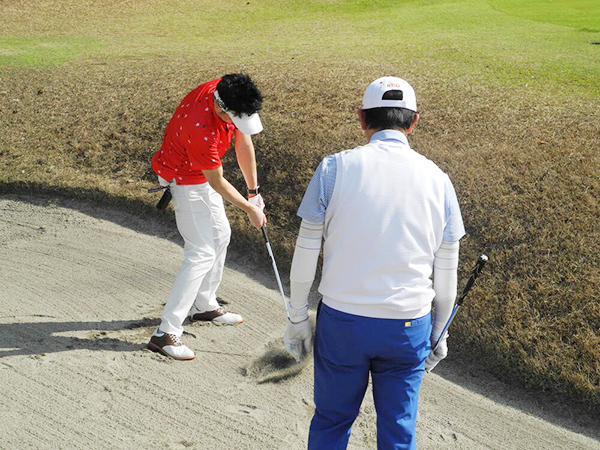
[[0, 317, 159, 358]]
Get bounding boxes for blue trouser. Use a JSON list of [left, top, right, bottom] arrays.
[[308, 303, 431, 450]]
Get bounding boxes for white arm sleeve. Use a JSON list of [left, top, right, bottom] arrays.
[[289, 219, 324, 318], [432, 240, 460, 339]]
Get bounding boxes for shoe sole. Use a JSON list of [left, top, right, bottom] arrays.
[[213, 318, 244, 325], [190, 317, 244, 325], [148, 342, 196, 361]]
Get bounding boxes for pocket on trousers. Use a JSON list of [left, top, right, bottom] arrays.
[[320, 304, 356, 323], [403, 314, 432, 360], [172, 186, 211, 217]]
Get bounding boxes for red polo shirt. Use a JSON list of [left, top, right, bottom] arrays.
[[152, 79, 236, 185]]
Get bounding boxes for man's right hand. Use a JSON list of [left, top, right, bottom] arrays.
[[284, 319, 312, 362], [425, 334, 448, 372], [247, 204, 267, 229]]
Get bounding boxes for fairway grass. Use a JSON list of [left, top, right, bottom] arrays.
[[0, 37, 101, 67], [490, 0, 600, 31], [1, 0, 599, 413], [2, 1, 599, 95]]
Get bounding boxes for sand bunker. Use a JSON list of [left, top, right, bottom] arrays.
[[1, 194, 598, 449]]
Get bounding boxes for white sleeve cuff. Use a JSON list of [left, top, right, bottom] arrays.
[[287, 300, 309, 323]]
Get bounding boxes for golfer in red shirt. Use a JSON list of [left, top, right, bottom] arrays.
[[148, 74, 266, 360]]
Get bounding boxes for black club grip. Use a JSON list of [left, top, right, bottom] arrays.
[[156, 188, 172, 211]]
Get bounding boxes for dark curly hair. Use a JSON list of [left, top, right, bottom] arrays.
[[216, 73, 263, 116]]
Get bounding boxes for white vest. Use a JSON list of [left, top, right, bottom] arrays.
[[319, 136, 450, 319]]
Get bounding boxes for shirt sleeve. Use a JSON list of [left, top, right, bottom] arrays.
[[443, 175, 466, 242], [297, 155, 337, 223]]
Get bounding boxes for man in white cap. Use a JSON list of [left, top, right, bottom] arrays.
[[283, 76, 465, 448], [148, 73, 267, 360]]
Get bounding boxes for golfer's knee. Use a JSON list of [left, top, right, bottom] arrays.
[[183, 245, 216, 264]]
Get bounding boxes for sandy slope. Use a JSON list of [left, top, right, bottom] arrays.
[[0, 195, 598, 450]]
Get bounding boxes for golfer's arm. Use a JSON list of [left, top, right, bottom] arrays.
[[432, 240, 460, 339], [289, 219, 324, 316], [202, 166, 254, 213], [234, 130, 259, 192]]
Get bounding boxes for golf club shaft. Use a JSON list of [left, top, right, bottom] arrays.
[[432, 254, 488, 351], [261, 226, 291, 320]]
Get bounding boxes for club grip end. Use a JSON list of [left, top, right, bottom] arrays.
[[156, 188, 172, 210]]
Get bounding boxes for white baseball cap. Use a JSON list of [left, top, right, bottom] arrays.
[[214, 90, 263, 135], [361, 76, 417, 112]]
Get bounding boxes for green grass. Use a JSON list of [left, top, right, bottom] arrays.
[[0, 37, 101, 66], [2, 1, 599, 95], [1, 0, 599, 413], [490, 0, 600, 31]]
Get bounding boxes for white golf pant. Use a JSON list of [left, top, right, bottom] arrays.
[[158, 179, 231, 336]]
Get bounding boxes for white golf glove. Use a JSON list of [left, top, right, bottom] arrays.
[[284, 319, 312, 362], [284, 303, 312, 362], [247, 193, 265, 211], [425, 334, 448, 373]]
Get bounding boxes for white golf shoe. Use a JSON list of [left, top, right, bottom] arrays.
[[148, 331, 195, 360], [189, 306, 244, 325]]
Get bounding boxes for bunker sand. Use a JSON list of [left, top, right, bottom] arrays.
[[0, 195, 598, 449]]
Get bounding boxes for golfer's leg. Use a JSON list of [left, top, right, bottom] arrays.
[[371, 315, 431, 450], [159, 184, 216, 335], [308, 304, 370, 450], [193, 186, 231, 312]]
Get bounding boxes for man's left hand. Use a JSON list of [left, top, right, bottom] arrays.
[[247, 193, 265, 211]]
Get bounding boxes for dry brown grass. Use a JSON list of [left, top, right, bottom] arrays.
[[1, 57, 598, 412]]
